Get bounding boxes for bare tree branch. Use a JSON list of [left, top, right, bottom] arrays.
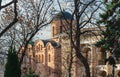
[[0, 0, 18, 37], [0, 0, 15, 10]]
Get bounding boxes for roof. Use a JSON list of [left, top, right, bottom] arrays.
[[32, 39, 61, 48], [52, 11, 73, 20], [28, 41, 34, 46], [50, 41, 61, 48], [42, 40, 61, 48], [42, 40, 50, 46]]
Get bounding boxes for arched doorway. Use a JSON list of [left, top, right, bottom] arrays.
[[98, 71, 107, 77], [82, 47, 91, 64], [116, 70, 120, 77], [98, 48, 107, 65]]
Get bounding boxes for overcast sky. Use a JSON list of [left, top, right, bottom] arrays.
[[1, 0, 74, 40], [33, 0, 74, 40]]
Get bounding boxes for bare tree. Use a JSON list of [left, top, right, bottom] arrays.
[[56, 0, 103, 77], [1, 0, 53, 66], [0, 0, 18, 37], [17, 0, 53, 65]]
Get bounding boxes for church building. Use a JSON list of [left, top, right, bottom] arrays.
[[21, 11, 120, 77]]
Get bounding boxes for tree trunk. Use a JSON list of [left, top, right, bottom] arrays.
[[68, 51, 73, 77], [112, 65, 115, 77], [76, 50, 90, 77], [68, 20, 73, 77]]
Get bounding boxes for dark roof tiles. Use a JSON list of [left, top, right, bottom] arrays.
[[52, 11, 73, 20], [42, 40, 61, 48]]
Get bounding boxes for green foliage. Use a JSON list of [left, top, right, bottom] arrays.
[[23, 74, 39, 77], [114, 47, 120, 58], [105, 56, 116, 66], [96, 0, 120, 66], [23, 68, 39, 77], [4, 43, 21, 77], [96, 0, 120, 53]]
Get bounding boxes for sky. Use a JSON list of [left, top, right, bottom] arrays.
[[1, 0, 52, 40], [2, 0, 102, 41], [1, 0, 12, 5], [33, 25, 51, 41], [1, 0, 74, 40], [33, 0, 74, 40]]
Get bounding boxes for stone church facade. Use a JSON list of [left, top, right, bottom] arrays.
[[21, 12, 120, 77]]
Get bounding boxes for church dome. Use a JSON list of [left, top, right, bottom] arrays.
[[52, 11, 73, 20]]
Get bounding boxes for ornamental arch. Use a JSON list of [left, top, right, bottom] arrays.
[[98, 70, 107, 77], [115, 70, 120, 77], [81, 44, 92, 64]]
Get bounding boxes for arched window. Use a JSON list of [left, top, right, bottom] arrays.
[[36, 46, 39, 52], [52, 26, 55, 37], [36, 55, 38, 62], [39, 44, 41, 50], [48, 54, 51, 62], [117, 71, 120, 77], [67, 55, 70, 63], [42, 54, 44, 63], [48, 46, 50, 50], [37, 55, 39, 63], [98, 48, 106, 65], [48, 67, 51, 75], [28, 48, 31, 52], [41, 45, 42, 50], [101, 51, 106, 64], [60, 26, 62, 33], [39, 55, 41, 63], [83, 48, 91, 64], [98, 71, 106, 77]]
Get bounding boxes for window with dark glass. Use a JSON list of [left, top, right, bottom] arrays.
[[53, 26, 55, 37], [48, 54, 51, 62], [48, 46, 50, 50], [28, 48, 31, 52], [41, 45, 42, 50], [42, 54, 44, 63], [39, 55, 41, 62], [36, 55, 38, 62], [39, 44, 41, 50], [49, 67, 51, 75], [60, 26, 62, 33], [101, 51, 106, 64], [36, 46, 39, 52]]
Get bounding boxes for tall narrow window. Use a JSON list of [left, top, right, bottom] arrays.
[[39, 44, 41, 50], [101, 51, 106, 64], [60, 26, 62, 33], [86, 51, 88, 60], [36, 46, 39, 52], [48, 54, 51, 62], [36, 55, 38, 62], [49, 67, 51, 75], [41, 45, 42, 50], [48, 46, 50, 50], [37, 55, 39, 63], [42, 54, 44, 63], [53, 26, 55, 37], [39, 55, 41, 63], [28, 48, 31, 52]]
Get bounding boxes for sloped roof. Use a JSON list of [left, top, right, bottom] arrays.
[[42, 40, 50, 46], [28, 41, 34, 46], [50, 41, 61, 48], [52, 11, 73, 20], [42, 40, 61, 48]]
